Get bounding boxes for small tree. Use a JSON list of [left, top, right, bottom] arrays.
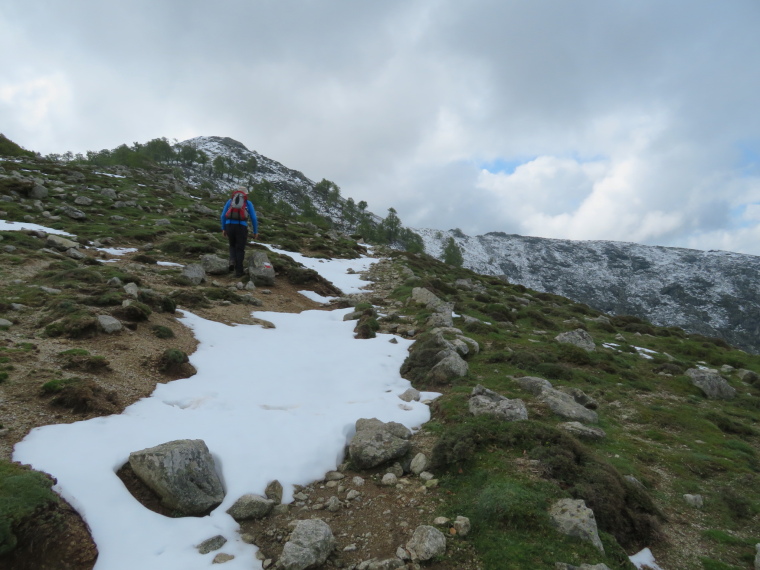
[[443, 237, 464, 267]]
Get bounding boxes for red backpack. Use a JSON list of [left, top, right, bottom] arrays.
[[226, 190, 248, 221]]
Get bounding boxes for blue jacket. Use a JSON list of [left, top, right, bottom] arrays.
[[221, 199, 258, 233]]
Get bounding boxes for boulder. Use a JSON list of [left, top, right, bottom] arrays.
[[30, 183, 48, 199], [539, 388, 599, 424], [398, 388, 421, 402], [128, 439, 225, 516], [181, 263, 206, 285], [46, 234, 79, 251], [737, 369, 759, 384], [348, 418, 412, 469], [555, 329, 596, 352], [101, 188, 118, 199], [557, 386, 599, 409], [406, 525, 446, 561], [265, 480, 283, 504], [61, 205, 87, 220], [97, 315, 122, 334], [410, 453, 428, 475], [515, 376, 553, 395], [429, 349, 468, 383], [469, 384, 528, 421], [74, 196, 93, 206], [278, 519, 335, 570], [66, 248, 86, 260], [226, 493, 274, 521], [549, 498, 605, 554], [684, 494, 704, 509], [247, 251, 275, 286], [411, 287, 447, 312], [686, 368, 737, 399], [201, 254, 229, 275], [196, 535, 227, 554]]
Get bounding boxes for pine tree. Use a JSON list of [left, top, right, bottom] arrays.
[[443, 237, 464, 267]]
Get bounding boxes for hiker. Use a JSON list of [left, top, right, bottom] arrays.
[[220, 186, 259, 277]]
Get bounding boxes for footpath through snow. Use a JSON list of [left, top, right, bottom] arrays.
[[12, 244, 434, 570]]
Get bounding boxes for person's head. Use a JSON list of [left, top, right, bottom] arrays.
[[235, 185, 247, 196]]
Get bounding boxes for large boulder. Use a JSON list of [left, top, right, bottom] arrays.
[[247, 251, 275, 286], [686, 368, 737, 399], [515, 376, 553, 395], [557, 421, 606, 441], [549, 498, 605, 554], [429, 349, 469, 383], [469, 384, 528, 421], [348, 418, 412, 469], [30, 183, 48, 199], [128, 439, 225, 516], [278, 519, 335, 570], [200, 254, 229, 275], [539, 389, 599, 424], [555, 329, 596, 352], [46, 234, 79, 251]]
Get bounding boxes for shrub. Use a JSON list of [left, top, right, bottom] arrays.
[[151, 325, 175, 339], [473, 480, 550, 530], [158, 349, 189, 373]]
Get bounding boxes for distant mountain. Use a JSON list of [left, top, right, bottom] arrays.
[[418, 228, 760, 354]]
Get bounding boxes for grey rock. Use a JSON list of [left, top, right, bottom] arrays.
[[74, 196, 93, 206], [539, 388, 599, 424], [212, 553, 234, 564], [66, 247, 86, 260], [30, 183, 48, 199], [182, 263, 206, 285], [684, 494, 704, 508], [549, 498, 604, 554], [40, 286, 61, 294], [429, 349, 469, 383], [557, 386, 598, 409], [61, 205, 87, 220], [469, 384, 528, 421], [247, 251, 276, 286], [380, 473, 398, 486], [349, 418, 411, 469], [128, 439, 225, 516], [399, 388, 421, 402], [557, 422, 606, 440], [197, 535, 227, 554], [410, 453, 428, 475], [326, 496, 341, 512], [226, 493, 274, 521], [193, 203, 215, 215], [46, 234, 79, 251], [278, 519, 335, 570], [107, 276, 123, 287], [123, 282, 139, 298], [686, 368, 737, 399], [515, 376, 553, 395], [755, 543, 759, 570], [2, 245, 16, 253], [453, 516, 471, 536], [101, 188, 118, 199], [201, 254, 229, 275], [265, 480, 283, 504], [555, 329, 596, 352], [155, 218, 171, 226], [406, 525, 446, 561], [737, 369, 760, 383], [97, 315, 122, 334], [0, 318, 12, 329], [411, 287, 447, 312]]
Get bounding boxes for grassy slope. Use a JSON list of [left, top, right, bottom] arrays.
[[0, 152, 758, 568]]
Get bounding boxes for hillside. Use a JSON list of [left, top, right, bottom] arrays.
[[417, 228, 760, 356], [0, 140, 759, 569]]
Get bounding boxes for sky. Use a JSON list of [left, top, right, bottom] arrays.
[[2, 1, 760, 255]]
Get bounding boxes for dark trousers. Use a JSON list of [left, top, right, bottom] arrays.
[[226, 224, 248, 276]]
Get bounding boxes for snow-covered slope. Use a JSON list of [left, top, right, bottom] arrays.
[[418, 228, 760, 354]]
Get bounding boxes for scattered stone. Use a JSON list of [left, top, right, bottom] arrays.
[[469, 384, 528, 421], [326, 496, 341, 512], [410, 453, 428, 475], [46, 234, 79, 251], [74, 196, 93, 206], [453, 516, 471, 536], [406, 525, 446, 561], [348, 418, 411, 469], [182, 263, 206, 285], [433, 517, 450, 526], [40, 286, 61, 294], [0, 318, 12, 329], [226, 493, 275, 521], [686, 368, 737, 399], [325, 471, 344, 481], [212, 553, 234, 564], [97, 315, 122, 334], [549, 498, 604, 554], [380, 473, 398, 486], [278, 519, 336, 570], [30, 183, 48, 199], [128, 439, 225, 516], [155, 218, 171, 226], [197, 535, 227, 554], [61, 205, 87, 220], [539, 388, 599, 424], [429, 349, 469, 383], [398, 388, 421, 402], [266, 480, 284, 504], [123, 282, 140, 298], [557, 386, 598, 409], [419, 472, 434, 482], [684, 494, 704, 509], [558, 421, 606, 440], [66, 247, 86, 260], [555, 329, 596, 351], [737, 369, 760, 384]]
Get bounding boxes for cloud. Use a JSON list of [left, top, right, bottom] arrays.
[[2, 0, 760, 253]]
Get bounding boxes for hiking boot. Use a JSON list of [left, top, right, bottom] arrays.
[[234, 271, 245, 278], [228, 260, 234, 272]]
